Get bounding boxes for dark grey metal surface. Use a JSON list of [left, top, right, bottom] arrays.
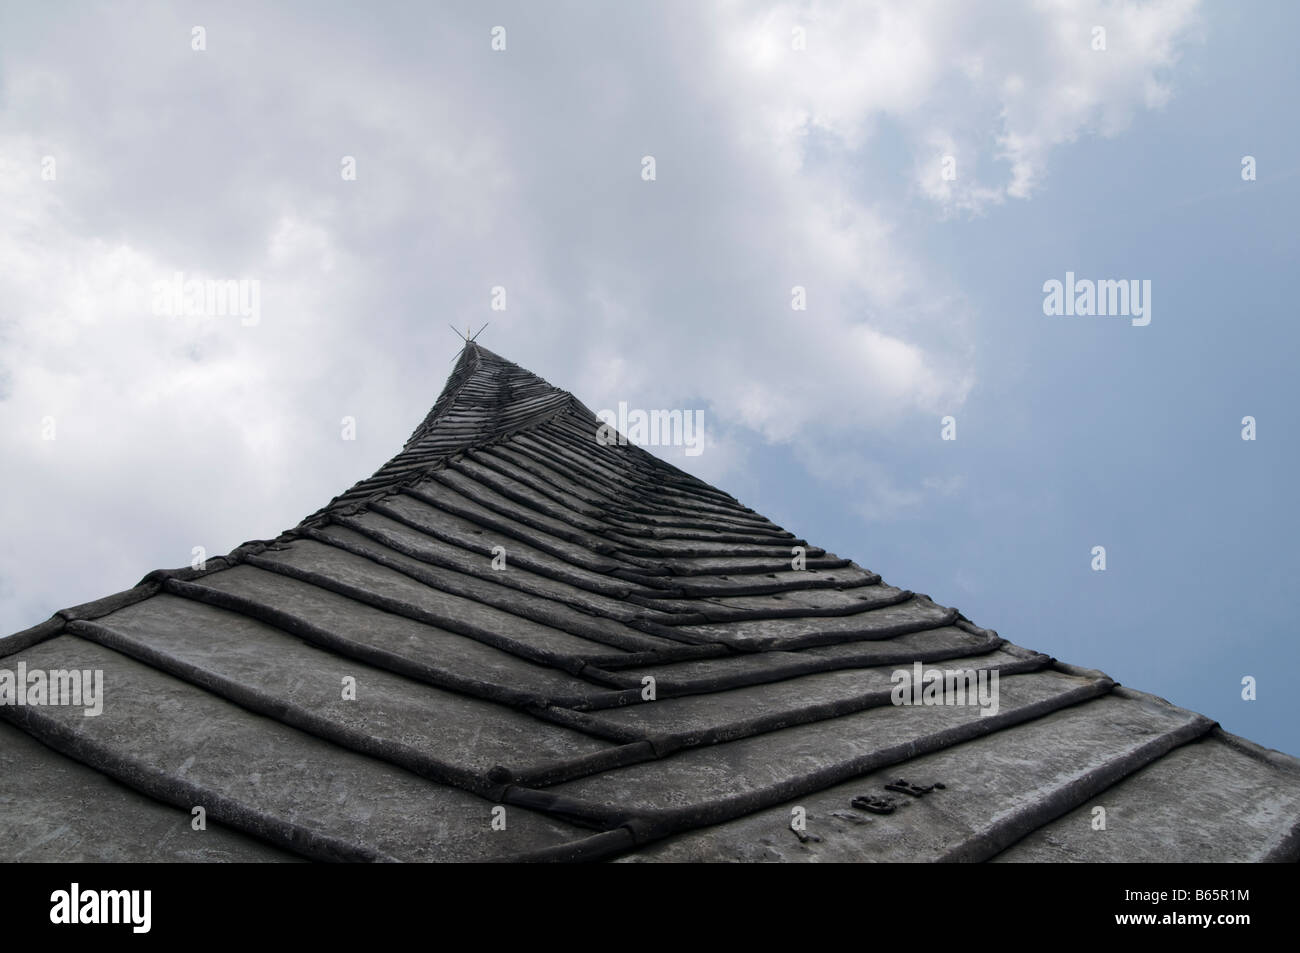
[[3, 343, 1297, 862]]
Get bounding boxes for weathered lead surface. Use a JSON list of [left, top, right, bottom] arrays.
[[583, 648, 1043, 743], [993, 726, 1300, 863], [669, 594, 958, 651], [535, 670, 1112, 830], [615, 690, 1214, 862], [189, 564, 619, 707], [4, 636, 601, 862], [72, 594, 614, 790], [0, 720, 301, 863]]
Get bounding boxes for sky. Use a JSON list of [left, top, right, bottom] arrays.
[[1, 1, 1297, 755]]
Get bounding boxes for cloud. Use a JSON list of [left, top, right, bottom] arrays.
[[708, 0, 1201, 213]]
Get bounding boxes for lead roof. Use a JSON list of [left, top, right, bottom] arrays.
[[3, 343, 1297, 862]]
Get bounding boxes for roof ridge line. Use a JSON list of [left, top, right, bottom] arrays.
[[297, 346, 584, 526], [402, 343, 485, 451]]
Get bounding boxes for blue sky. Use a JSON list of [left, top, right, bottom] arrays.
[[1, 1, 1296, 754], [737, 2, 1300, 755]]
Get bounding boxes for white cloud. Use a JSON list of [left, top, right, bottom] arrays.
[[711, 0, 1201, 213], [0, 143, 385, 628]]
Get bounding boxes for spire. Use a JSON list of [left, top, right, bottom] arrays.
[[306, 343, 577, 521], [408, 343, 570, 450]]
